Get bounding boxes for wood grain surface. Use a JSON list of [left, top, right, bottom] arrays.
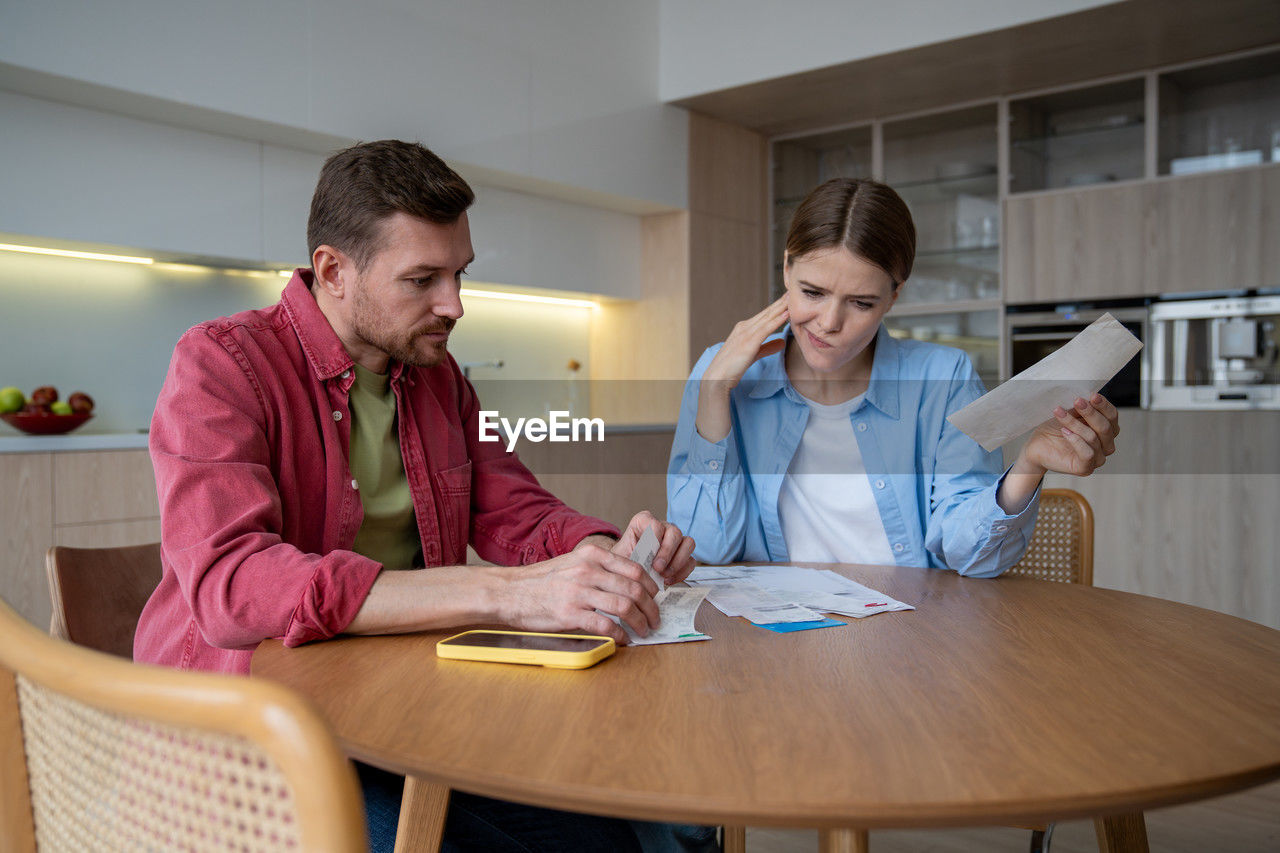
[[253, 564, 1280, 830]]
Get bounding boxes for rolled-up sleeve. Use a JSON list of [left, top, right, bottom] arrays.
[[149, 329, 381, 651]]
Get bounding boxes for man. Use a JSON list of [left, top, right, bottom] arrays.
[[136, 140, 707, 852]]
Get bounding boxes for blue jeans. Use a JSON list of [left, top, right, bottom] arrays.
[[358, 762, 719, 853]]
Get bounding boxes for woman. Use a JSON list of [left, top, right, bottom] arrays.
[[667, 178, 1120, 575]]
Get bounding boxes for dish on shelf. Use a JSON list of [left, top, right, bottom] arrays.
[[1065, 172, 1116, 186], [935, 162, 996, 180], [0, 412, 93, 435], [1050, 114, 1141, 136]]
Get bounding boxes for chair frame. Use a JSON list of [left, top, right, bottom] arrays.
[[0, 596, 367, 852], [45, 542, 164, 658]]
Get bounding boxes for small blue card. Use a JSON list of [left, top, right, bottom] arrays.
[[759, 618, 846, 633]]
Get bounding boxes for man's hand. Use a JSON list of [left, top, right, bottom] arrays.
[[495, 544, 661, 645], [604, 510, 697, 586]]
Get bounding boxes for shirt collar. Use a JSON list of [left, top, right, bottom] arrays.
[[746, 323, 901, 420], [280, 268, 411, 383]]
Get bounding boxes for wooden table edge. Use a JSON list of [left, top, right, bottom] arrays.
[[339, 736, 1280, 830]]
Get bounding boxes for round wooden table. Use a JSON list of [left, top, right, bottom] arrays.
[[253, 564, 1280, 853]]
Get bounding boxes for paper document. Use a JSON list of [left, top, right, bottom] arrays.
[[617, 586, 712, 645], [688, 565, 914, 621], [629, 526, 665, 592], [702, 581, 825, 624], [947, 313, 1142, 452]]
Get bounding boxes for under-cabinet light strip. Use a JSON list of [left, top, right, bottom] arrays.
[[0, 243, 154, 265]]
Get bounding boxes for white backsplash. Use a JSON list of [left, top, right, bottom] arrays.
[[0, 253, 592, 434]]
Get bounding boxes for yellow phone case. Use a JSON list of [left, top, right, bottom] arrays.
[[435, 630, 616, 669]]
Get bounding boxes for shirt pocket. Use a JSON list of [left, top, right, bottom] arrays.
[[434, 460, 473, 564]]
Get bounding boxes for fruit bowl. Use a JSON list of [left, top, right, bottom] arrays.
[[0, 412, 94, 435]]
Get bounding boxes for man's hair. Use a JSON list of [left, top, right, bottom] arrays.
[[307, 140, 475, 270]]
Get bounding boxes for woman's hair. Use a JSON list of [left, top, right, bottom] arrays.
[[784, 178, 916, 288]]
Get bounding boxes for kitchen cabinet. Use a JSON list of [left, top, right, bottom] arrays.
[[1148, 165, 1267, 294], [0, 448, 159, 630], [0, 454, 54, 631], [1004, 181, 1148, 302], [1005, 163, 1279, 301]]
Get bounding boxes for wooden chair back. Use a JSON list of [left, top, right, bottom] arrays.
[[0, 595, 367, 852], [46, 542, 163, 658], [1006, 488, 1095, 586]]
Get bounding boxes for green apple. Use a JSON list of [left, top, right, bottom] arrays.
[[0, 387, 24, 414], [50, 401, 73, 415]]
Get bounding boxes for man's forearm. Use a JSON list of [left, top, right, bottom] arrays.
[[577, 533, 619, 551], [343, 564, 509, 636]]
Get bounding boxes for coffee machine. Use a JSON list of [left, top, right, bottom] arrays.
[[1147, 294, 1280, 409]]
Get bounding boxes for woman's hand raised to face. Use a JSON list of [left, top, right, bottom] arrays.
[[695, 297, 790, 444], [703, 297, 790, 386]]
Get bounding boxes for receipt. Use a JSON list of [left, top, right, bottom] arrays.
[[947, 313, 1142, 451], [619, 586, 712, 645], [629, 526, 664, 592], [603, 530, 709, 645]]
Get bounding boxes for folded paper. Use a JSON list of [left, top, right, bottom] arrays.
[[947, 313, 1142, 452]]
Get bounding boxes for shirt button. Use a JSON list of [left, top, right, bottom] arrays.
[[341, 370, 351, 379], [332, 410, 343, 421], [995, 525, 1008, 532], [351, 479, 359, 490], [709, 460, 720, 471], [875, 479, 886, 489], [857, 423, 868, 432], [894, 543, 905, 553]]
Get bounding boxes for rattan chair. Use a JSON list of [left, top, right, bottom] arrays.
[[0, 595, 367, 852], [46, 543, 164, 658], [1005, 488, 1094, 586]]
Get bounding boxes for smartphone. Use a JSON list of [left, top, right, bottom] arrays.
[[436, 630, 616, 669]]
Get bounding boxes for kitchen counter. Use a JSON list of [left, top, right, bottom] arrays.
[[0, 431, 150, 454], [0, 424, 674, 454]]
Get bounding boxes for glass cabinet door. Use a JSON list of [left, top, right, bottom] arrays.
[[883, 104, 1000, 305], [1009, 78, 1146, 193], [1159, 49, 1280, 176], [882, 309, 1001, 387]]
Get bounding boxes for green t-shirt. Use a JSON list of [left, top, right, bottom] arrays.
[[348, 364, 421, 569]]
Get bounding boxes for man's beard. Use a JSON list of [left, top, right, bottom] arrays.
[[351, 287, 455, 368]]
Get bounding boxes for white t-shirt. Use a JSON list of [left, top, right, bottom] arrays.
[[777, 392, 897, 565]]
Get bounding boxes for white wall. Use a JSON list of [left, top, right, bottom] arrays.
[[0, 0, 687, 211], [658, 0, 1116, 101]]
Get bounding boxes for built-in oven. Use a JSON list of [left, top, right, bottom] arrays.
[[1005, 298, 1149, 408]]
